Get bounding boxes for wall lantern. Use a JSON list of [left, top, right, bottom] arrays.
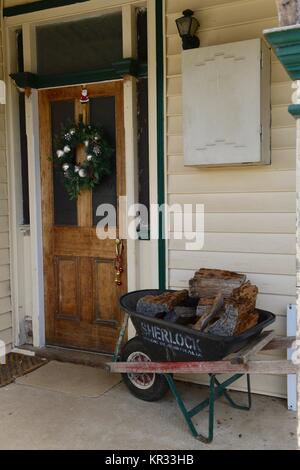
[[176, 9, 200, 50]]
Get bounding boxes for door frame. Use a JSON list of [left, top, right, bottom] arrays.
[[4, 0, 163, 348]]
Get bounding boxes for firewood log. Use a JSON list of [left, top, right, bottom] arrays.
[[226, 282, 259, 336], [205, 282, 259, 336], [193, 293, 224, 332], [189, 269, 246, 299], [205, 304, 238, 336], [234, 311, 259, 336], [137, 290, 188, 316], [196, 297, 215, 317]]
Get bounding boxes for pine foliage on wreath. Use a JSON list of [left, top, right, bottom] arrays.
[[53, 121, 113, 200]]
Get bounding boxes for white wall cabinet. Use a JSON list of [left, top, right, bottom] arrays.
[[182, 39, 271, 166]]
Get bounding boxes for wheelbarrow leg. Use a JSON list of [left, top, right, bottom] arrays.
[[164, 374, 215, 444], [113, 313, 129, 362], [213, 374, 252, 411]]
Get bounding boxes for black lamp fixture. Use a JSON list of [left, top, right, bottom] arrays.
[[176, 9, 200, 50]]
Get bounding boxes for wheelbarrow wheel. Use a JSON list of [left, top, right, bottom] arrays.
[[121, 337, 169, 402]]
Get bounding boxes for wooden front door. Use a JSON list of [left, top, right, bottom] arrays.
[[39, 82, 127, 353]]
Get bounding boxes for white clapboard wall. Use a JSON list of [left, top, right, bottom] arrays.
[[0, 17, 11, 353], [166, 0, 296, 397]]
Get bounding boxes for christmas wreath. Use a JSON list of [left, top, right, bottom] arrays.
[[53, 121, 113, 200]]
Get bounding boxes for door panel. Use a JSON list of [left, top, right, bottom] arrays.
[[39, 82, 127, 353], [93, 259, 118, 324], [55, 256, 80, 320]]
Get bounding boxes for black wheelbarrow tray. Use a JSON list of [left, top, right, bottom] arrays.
[[107, 290, 297, 444], [119, 289, 276, 362]]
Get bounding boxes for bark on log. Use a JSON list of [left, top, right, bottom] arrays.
[[194, 282, 259, 336], [196, 297, 215, 317], [226, 282, 259, 336], [189, 269, 246, 299], [137, 290, 188, 316], [193, 293, 224, 332], [206, 304, 238, 336]]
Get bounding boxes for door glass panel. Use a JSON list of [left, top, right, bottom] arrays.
[[137, 8, 148, 63], [137, 78, 150, 236], [89, 96, 117, 227], [51, 100, 77, 226], [36, 13, 123, 75]]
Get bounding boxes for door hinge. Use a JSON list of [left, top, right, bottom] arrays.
[[260, 124, 263, 142], [260, 49, 264, 69]]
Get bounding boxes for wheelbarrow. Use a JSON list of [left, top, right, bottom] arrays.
[[106, 290, 296, 443]]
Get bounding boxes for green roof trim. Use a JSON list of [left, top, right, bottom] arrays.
[[4, 0, 88, 17], [10, 60, 147, 89], [156, 0, 166, 290], [264, 26, 300, 117], [288, 104, 300, 117], [264, 26, 300, 80]]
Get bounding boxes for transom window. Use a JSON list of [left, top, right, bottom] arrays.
[[36, 12, 123, 75]]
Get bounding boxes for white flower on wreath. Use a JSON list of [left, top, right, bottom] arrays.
[[79, 169, 87, 178]]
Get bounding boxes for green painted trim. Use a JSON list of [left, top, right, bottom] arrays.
[[113, 59, 139, 77], [137, 62, 148, 77], [156, 0, 166, 290], [11, 69, 119, 89], [264, 27, 300, 80], [10, 72, 39, 89], [288, 103, 300, 117], [3, 0, 88, 17], [10, 60, 148, 89]]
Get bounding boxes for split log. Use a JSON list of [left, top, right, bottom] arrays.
[[173, 306, 197, 325], [196, 297, 215, 317], [227, 282, 259, 336], [137, 290, 188, 316], [276, 0, 300, 26], [189, 269, 246, 299], [206, 304, 238, 336], [198, 282, 259, 336], [193, 293, 224, 332]]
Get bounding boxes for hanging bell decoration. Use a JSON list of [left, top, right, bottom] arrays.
[[115, 239, 124, 286]]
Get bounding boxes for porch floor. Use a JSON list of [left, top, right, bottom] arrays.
[[0, 361, 297, 450]]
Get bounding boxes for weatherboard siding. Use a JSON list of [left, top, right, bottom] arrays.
[[0, 8, 11, 353], [165, 0, 296, 397]]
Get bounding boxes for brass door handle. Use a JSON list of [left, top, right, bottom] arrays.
[[115, 239, 124, 286]]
